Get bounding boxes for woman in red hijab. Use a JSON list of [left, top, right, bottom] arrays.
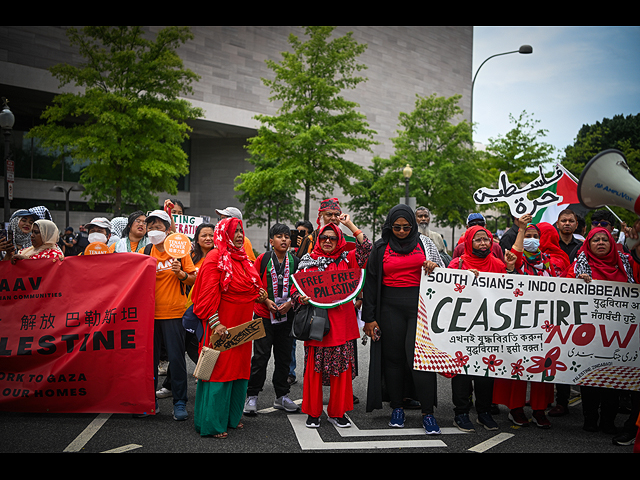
[[447, 225, 506, 432], [191, 217, 267, 438], [293, 214, 371, 429], [493, 214, 566, 429], [567, 226, 635, 435]]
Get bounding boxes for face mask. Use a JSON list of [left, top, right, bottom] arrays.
[[147, 230, 166, 245], [472, 247, 491, 258], [523, 238, 540, 253], [88, 232, 107, 244]]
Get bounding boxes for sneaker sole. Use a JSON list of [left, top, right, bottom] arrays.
[[454, 421, 475, 433], [389, 422, 405, 428], [274, 404, 300, 413], [328, 417, 351, 428]]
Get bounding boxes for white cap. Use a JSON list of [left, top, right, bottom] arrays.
[[85, 217, 112, 230], [147, 209, 172, 224], [215, 207, 242, 220]]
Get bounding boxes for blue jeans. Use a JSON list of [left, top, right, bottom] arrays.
[[154, 318, 188, 404]]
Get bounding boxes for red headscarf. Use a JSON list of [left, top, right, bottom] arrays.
[[578, 227, 630, 282], [457, 225, 506, 273], [311, 223, 349, 260], [213, 217, 261, 291], [538, 222, 570, 272]]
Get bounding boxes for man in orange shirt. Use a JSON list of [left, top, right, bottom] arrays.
[[141, 210, 197, 421]]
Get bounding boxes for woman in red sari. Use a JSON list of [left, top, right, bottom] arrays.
[[191, 217, 266, 438], [293, 214, 371, 429]]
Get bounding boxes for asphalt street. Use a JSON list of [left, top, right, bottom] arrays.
[[0, 337, 636, 453]]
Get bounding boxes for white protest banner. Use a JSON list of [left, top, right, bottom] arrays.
[[172, 214, 203, 239], [414, 269, 640, 391]]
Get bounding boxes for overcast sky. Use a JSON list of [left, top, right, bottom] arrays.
[[471, 26, 640, 161]]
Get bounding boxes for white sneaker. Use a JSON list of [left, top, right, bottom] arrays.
[[156, 387, 172, 399], [244, 395, 258, 415], [274, 395, 300, 412]]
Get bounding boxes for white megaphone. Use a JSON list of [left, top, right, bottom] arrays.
[[577, 149, 640, 215]]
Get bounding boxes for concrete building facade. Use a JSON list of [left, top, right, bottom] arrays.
[[0, 26, 472, 251]]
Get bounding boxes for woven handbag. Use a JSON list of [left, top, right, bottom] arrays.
[[193, 346, 220, 380]]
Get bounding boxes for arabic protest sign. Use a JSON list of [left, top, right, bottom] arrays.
[[292, 267, 365, 309], [0, 253, 157, 414], [413, 269, 640, 391], [172, 214, 203, 239], [473, 165, 566, 217]]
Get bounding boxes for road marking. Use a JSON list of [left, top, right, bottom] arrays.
[[101, 444, 143, 453], [63, 413, 112, 453], [468, 432, 514, 453]]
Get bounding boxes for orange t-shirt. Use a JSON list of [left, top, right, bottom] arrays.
[[140, 244, 196, 320]]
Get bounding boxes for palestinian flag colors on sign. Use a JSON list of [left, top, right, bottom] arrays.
[[292, 267, 365, 309], [532, 164, 589, 224]]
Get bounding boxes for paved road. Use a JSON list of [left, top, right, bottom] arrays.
[[0, 340, 635, 453]]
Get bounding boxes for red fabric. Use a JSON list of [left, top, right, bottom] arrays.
[[302, 349, 353, 418], [382, 242, 425, 287], [538, 222, 570, 272], [191, 249, 260, 382], [493, 378, 554, 410], [570, 227, 630, 282], [449, 226, 506, 273], [213, 217, 261, 293]]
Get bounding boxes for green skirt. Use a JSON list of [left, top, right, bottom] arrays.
[[194, 379, 248, 436]]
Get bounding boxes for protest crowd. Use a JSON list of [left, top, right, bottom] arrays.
[[1, 195, 639, 452]]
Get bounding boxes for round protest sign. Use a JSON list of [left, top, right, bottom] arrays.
[[84, 242, 110, 255], [292, 267, 365, 309], [163, 232, 191, 258]]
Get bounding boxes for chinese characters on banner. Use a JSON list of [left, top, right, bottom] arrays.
[[414, 269, 640, 391], [0, 253, 157, 414]]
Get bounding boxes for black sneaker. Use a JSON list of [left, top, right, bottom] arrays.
[[612, 430, 636, 446], [328, 415, 351, 428], [306, 415, 320, 428]]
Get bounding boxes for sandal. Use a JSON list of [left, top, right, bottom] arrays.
[[212, 432, 228, 439]]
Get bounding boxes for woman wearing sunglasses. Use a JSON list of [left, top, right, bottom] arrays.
[[362, 204, 445, 434], [293, 213, 371, 429]]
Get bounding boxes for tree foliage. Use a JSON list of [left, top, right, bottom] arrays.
[[235, 26, 377, 222], [27, 26, 203, 215], [561, 113, 640, 226], [344, 156, 387, 240], [374, 93, 487, 229]]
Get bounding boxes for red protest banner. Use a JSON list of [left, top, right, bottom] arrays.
[[292, 267, 365, 308], [0, 253, 156, 414]]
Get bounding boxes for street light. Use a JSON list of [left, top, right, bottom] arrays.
[[1, 97, 15, 224], [403, 164, 412, 205], [471, 45, 533, 123], [50, 184, 85, 228]]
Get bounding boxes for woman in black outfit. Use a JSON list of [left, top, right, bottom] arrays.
[[362, 204, 444, 434]]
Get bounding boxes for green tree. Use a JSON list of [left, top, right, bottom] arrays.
[[27, 26, 203, 216], [376, 93, 487, 230], [235, 26, 377, 221], [344, 156, 387, 240]]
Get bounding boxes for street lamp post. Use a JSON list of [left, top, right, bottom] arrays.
[[403, 164, 412, 205], [1, 97, 15, 224], [471, 45, 533, 123], [50, 184, 85, 228]]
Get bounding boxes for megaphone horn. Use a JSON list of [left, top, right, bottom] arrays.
[[577, 149, 640, 215]]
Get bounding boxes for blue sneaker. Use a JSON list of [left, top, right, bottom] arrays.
[[389, 408, 405, 428], [454, 413, 475, 432], [423, 414, 441, 435], [173, 401, 188, 421], [477, 412, 499, 431]]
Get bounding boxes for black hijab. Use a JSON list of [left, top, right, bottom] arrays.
[[381, 204, 419, 255]]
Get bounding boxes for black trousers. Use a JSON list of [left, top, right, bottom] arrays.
[[451, 374, 494, 416], [378, 286, 437, 414], [247, 315, 295, 399]]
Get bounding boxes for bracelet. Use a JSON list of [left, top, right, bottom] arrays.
[[180, 271, 188, 281], [352, 229, 362, 237]]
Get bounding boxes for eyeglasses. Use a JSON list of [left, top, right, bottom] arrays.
[[472, 237, 491, 244], [322, 212, 341, 218], [592, 220, 611, 228], [319, 234, 338, 242], [392, 225, 412, 232]]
